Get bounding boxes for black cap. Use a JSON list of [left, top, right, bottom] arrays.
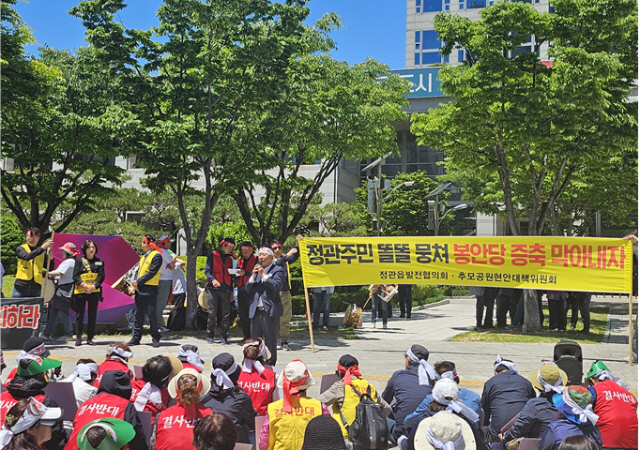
[[302, 415, 347, 450], [22, 337, 50, 358], [410, 344, 429, 361], [212, 352, 240, 383], [338, 354, 359, 369]]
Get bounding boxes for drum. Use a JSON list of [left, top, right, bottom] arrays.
[[343, 303, 362, 328], [112, 275, 136, 297], [42, 279, 55, 303], [198, 289, 209, 311]]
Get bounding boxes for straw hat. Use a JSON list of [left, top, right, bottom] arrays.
[[168, 368, 211, 400], [414, 412, 476, 450]]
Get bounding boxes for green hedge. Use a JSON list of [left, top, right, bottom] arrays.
[[180, 256, 208, 285]]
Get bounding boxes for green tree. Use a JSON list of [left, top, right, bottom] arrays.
[[231, 56, 411, 244], [1, 4, 136, 235], [411, 0, 637, 331], [71, 0, 340, 325], [1, 213, 24, 274]]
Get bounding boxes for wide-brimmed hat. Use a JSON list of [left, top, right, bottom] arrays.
[[16, 354, 62, 377], [414, 412, 476, 450], [164, 354, 183, 381], [77, 418, 135, 450], [301, 415, 347, 450], [277, 360, 315, 391], [168, 368, 211, 400], [530, 362, 568, 392]]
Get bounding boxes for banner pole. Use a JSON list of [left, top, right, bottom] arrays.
[[41, 231, 54, 298], [304, 285, 315, 354], [629, 292, 634, 366], [298, 238, 315, 353]]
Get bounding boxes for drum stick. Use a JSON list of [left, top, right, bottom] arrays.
[[41, 231, 54, 298]]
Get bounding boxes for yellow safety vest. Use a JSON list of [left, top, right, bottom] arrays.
[[138, 250, 161, 286], [268, 396, 323, 450], [74, 258, 101, 295], [15, 244, 44, 284], [331, 378, 379, 438]]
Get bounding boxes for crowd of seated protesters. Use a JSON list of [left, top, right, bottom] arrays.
[[0, 338, 636, 450]]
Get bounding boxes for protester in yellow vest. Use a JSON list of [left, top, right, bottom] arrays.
[[13, 228, 53, 298], [128, 234, 163, 348], [258, 359, 329, 450], [73, 239, 105, 347], [319, 355, 391, 440]]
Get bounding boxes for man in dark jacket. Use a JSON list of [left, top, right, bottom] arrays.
[[65, 370, 148, 450], [481, 356, 536, 443], [538, 386, 602, 450], [501, 362, 567, 442], [0, 354, 67, 450], [245, 247, 284, 366], [200, 353, 256, 443], [382, 344, 435, 443], [129, 235, 163, 347]]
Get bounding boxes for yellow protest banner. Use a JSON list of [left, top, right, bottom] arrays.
[[299, 236, 633, 293]]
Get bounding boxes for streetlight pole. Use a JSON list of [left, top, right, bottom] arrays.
[[435, 203, 469, 236]]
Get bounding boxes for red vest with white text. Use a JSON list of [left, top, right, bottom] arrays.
[[0, 391, 46, 426], [64, 392, 130, 450], [593, 379, 638, 448], [237, 366, 276, 415], [155, 403, 212, 450]]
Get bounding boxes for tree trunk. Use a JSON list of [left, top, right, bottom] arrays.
[[185, 246, 200, 328], [522, 289, 541, 333]]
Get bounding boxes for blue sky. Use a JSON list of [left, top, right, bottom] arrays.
[[15, 0, 407, 70]]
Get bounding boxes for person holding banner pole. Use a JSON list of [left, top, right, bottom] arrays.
[[370, 284, 389, 329], [13, 228, 53, 298], [272, 236, 302, 352]]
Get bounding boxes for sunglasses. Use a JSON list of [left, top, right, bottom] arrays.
[[271, 245, 283, 250]]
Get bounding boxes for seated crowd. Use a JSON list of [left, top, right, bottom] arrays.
[[0, 338, 637, 450]]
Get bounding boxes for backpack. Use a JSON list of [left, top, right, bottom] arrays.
[[342, 384, 389, 450]]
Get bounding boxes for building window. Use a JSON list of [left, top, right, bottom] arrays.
[[416, 0, 422, 12], [422, 52, 441, 65], [422, 30, 440, 49], [467, 0, 485, 7]]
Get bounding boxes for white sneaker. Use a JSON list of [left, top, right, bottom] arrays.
[[281, 342, 291, 351]]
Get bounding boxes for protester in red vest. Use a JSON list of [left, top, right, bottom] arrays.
[[204, 237, 237, 344], [0, 397, 62, 450], [1, 354, 67, 450], [152, 368, 212, 450], [64, 370, 148, 450], [237, 338, 277, 416], [95, 343, 133, 387], [586, 361, 638, 450], [130, 356, 175, 421], [236, 241, 258, 341]]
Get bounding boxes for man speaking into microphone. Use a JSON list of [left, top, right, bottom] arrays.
[[245, 246, 284, 365]]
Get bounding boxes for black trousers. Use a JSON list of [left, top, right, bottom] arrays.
[[398, 285, 412, 318], [548, 299, 566, 330], [251, 309, 278, 366], [132, 288, 161, 342], [237, 288, 252, 340], [75, 293, 101, 340], [207, 288, 231, 339]]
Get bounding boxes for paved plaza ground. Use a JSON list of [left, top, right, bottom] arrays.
[[3, 296, 636, 398]]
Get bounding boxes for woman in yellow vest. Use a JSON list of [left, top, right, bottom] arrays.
[[127, 235, 163, 348], [13, 228, 53, 298], [72, 239, 105, 347], [258, 359, 330, 450], [318, 355, 391, 443]]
